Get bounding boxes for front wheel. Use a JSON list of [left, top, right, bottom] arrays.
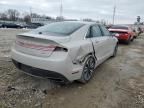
[[79, 55, 96, 84]]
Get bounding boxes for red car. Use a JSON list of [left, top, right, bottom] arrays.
[[109, 25, 135, 44]]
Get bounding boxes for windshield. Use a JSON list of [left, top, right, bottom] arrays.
[[30, 22, 85, 36], [110, 25, 128, 30]]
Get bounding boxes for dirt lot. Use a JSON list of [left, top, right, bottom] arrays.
[[0, 29, 144, 108]]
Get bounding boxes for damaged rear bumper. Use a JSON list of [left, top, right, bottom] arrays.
[[12, 59, 70, 83], [11, 48, 83, 82]]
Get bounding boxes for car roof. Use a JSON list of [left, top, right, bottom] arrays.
[[112, 25, 129, 28], [63, 21, 98, 25]]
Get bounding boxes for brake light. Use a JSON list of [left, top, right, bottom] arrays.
[[16, 39, 56, 51], [119, 33, 128, 37], [16, 39, 68, 52], [123, 33, 128, 36]]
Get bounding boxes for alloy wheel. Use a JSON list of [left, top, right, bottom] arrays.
[[82, 56, 96, 82]]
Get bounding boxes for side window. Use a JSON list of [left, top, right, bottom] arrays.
[[91, 25, 103, 37], [100, 26, 111, 36]]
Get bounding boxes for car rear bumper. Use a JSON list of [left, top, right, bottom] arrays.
[[11, 48, 83, 82], [12, 59, 69, 83], [116, 35, 129, 41]]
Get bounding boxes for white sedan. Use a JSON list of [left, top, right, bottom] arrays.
[[11, 21, 118, 84]]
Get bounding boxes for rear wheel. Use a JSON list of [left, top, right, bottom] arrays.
[[126, 37, 131, 44], [131, 36, 134, 41], [79, 55, 96, 83]]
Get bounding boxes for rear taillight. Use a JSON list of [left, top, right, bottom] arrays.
[[16, 39, 68, 52], [16, 39, 56, 51], [120, 33, 128, 36], [124, 33, 128, 36]]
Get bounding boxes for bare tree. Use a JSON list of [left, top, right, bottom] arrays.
[[24, 15, 31, 23], [0, 12, 8, 20], [100, 19, 106, 25], [56, 16, 64, 21], [7, 9, 20, 21]]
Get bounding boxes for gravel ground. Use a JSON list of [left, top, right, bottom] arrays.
[[0, 29, 144, 108]]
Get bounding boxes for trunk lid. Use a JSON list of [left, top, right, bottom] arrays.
[[15, 33, 70, 57], [109, 29, 129, 37]]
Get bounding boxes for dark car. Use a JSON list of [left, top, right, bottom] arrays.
[[0, 22, 4, 28], [22, 23, 38, 29], [32, 23, 44, 27], [1, 22, 23, 28], [22, 23, 44, 29], [0, 24, 2, 28]]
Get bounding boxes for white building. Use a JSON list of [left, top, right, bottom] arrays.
[[31, 17, 55, 24]]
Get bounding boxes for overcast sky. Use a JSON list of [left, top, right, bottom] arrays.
[[0, 0, 143, 24]]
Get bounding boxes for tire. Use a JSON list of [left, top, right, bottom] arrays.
[[112, 44, 118, 57], [126, 37, 131, 45], [79, 55, 96, 84], [131, 37, 134, 42]]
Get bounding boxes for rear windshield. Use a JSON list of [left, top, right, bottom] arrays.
[[110, 26, 128, 30], [30, 22, 85, 36], [110, 31, 127, 34]]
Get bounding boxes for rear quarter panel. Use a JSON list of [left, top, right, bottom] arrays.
[[62, 39, 93, 63]]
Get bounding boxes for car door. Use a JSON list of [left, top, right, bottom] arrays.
[[100, 25, 116, 56], [88, 25, 108, 64]]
